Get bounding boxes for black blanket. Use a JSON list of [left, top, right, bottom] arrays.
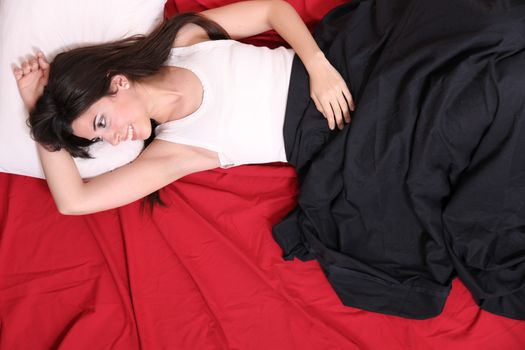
[[274, 0, 525, 320]]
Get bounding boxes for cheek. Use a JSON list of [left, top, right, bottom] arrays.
[[119, 98, 144, 122], [112, 104, 133, 127]]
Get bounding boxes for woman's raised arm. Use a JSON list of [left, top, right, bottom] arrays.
[[37, 140, 218, 215]]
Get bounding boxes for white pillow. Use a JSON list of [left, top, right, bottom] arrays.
[[0, 0, 166, 179]]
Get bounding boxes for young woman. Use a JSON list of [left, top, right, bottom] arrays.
[[13, 0, 354, 215], [13, 0, 525, 321]]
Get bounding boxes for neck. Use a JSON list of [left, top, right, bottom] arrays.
[[134, 72, 183, 124]]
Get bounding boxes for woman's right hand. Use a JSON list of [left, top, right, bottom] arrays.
[[13, 52, 50, 111]]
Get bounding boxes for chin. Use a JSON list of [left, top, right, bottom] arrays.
[[146, 122, 155, 138], [141, 127, 153, 141]]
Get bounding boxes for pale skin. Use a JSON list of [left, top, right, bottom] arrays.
[[13, 0, 354, 215]]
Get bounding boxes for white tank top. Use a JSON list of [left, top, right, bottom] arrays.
[[154, 39, 295, 168]]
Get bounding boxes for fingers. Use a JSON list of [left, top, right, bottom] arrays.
[[21, 61, 31, 74], [332, 98, 344, 130], [13, 67, 23, 81], [37, 52, 50, 70], [342, 85, 355, 111], [312, 95, 333, 129], [37, 52, 50, 82], [313, 96, 338, 130], [310, 66, 356, 130], [30, 59, 39, 72], [312, 95, 323, 116], [320, 99, 335, 130], [313, 94, 351, 130], [13, 52, 49, 80], [336, 92, 350, 125]]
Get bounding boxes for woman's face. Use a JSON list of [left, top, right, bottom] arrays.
[[72, 77, 151, 145]]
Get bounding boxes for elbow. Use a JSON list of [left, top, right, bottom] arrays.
[[57, 204, 82, 216], [55, 198, 73, 215], [56, 201, 91, 216], [52, 189, 93, 215]]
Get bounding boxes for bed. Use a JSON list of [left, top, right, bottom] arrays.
[[1, 0, 524, 349]]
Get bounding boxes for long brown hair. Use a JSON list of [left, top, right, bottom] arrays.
[[27, 12, 230, 210]]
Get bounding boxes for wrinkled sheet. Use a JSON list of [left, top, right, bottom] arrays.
[[274, 0, 525, 320], [1, 0, 525, 349]]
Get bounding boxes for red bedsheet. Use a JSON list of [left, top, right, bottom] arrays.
[[1, 1, 524, 349]]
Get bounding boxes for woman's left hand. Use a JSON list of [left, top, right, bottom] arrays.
[[13, 52, 50, 111], [306, 52, 355, 130]]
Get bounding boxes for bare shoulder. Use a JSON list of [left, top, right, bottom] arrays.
[[172, 22, 211, 48]]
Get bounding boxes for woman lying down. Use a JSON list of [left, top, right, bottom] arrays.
[[13, 0, 525, 321]]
